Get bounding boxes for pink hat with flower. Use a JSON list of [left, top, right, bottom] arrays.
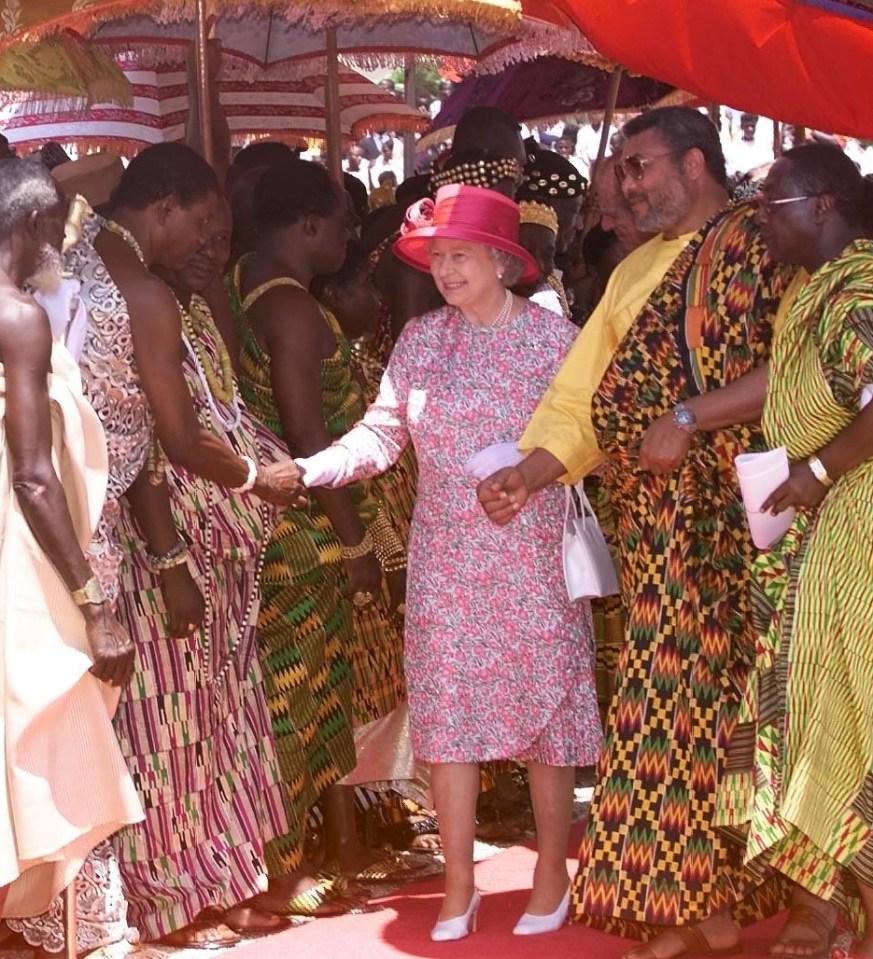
[[393, 184, 540, 284]]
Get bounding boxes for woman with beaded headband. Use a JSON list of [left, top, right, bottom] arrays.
[[298, 183, 601, 942], [231, 158, 417, 896]]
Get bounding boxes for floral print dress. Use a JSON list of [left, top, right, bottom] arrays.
[[331, 303, 601, 765]]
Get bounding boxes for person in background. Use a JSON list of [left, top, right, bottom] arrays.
[[0, 156, 141, 940], [297, 184, 601, 942], [514, 200, 566, 317], [369, 170, 398, 211], [478, 106, 795, 959]]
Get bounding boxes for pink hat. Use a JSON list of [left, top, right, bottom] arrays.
[[393, 184, 540, 284]]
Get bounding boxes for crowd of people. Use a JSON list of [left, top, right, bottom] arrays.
[[1, 98, 873, 959]]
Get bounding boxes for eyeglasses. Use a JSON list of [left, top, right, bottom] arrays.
[[614, 150, 684, 182], [755, 194, 819, 216]]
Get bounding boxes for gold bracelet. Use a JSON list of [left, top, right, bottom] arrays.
[[807, 454, 834, 488], [369, 512, 407, 571], [341, 530, 374, 560]]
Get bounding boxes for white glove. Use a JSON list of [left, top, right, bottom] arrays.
[[463, 441, 524, 481], [295, 445, 350, 488]]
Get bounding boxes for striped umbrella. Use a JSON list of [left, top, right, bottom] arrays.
[[0, 58, 427, 155]]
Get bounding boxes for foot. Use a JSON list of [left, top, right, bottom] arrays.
[[770, 896, 836, 957], [622, 915, 740, 959], [523, 867, 571, 917], [252, 871, 323, 913], [438, 884, 477, 923], [158, 919, 241, 949], [222, 902, 291, 935]]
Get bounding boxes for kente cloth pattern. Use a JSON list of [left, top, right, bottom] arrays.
[[65, 210, 154, 601], [326, 303, 602, 766], [109, 310, 289, 938], [0, 342, 143, 923], [234, 271, 404, 875], [721, 240, 873, 930], [574, 203, 793, 936], [350, 332, 418, 548]]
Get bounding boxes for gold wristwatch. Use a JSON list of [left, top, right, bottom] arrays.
[[71, 576, 106, 606]]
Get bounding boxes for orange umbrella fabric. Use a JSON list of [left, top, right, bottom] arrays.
[[556, 0, 873, 138]]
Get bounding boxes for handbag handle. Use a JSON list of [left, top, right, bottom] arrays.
[[565, 482, 596, 527]]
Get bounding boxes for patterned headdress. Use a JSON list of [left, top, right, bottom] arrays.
[[518, 145, 587, 201]]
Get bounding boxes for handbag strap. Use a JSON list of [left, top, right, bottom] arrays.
[[566, 482, 596, 527]]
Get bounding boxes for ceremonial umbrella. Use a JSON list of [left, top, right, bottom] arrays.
[[420, 55, 677, 148], [0, 28, 130, 105], [0, 57, 427, 155], [558, 0, 873, 139]]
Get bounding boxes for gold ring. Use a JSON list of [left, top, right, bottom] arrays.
[[353, 590, 374, 609]]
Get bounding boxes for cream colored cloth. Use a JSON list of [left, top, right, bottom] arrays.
[[0, 341, 143, 917]]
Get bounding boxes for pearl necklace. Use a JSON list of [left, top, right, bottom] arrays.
[[472, 289, 514, 333]]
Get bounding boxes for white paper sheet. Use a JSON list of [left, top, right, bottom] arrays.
[[735, 447, 796, 549]]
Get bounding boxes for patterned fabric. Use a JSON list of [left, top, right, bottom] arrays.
[[65, 211, 154, 601], [326, 302, 602, 765], [721, 240, 873, 928], [110, 307, 289, 939], [574, 203, 793, 936], [233, 269, 405, 876]]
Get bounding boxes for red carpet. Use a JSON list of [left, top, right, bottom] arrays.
[[232, 838, 788, 959]]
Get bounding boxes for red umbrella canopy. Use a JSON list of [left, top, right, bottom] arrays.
[[557, 0, 873, 139]]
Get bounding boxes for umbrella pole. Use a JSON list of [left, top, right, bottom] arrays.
[[404, 56, 416, 180], [195, 0, 214, 166], [591, 65, 623, 181], [325, 27, 343, 182]]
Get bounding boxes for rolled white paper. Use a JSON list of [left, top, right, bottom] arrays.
[[735, 447, 796, 549]]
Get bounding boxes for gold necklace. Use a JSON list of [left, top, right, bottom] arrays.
[[547, 272, 570, 318], [104, 219, 146, 264], [181, 296, 235, 405]]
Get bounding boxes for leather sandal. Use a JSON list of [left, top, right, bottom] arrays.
[[770, 903, 836, 958], [623, 925, 743, 959], [158, 919, 242, 950]]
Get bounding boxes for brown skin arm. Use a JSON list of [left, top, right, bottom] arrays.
[[763, 401, 873, 514], [1, 297, 133, 686], [259, 285, 381, 597], [477, 448, 567, 526], [99, 240, 303, 506], [638, 365, 770, 474], [377, 250, 443, 341], [124, 467, 205, 637]]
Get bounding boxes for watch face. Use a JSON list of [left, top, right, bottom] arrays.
[[675, 408, 694, 426]]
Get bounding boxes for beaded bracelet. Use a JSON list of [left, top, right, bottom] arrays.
[[147, 539, 190, 572], [341, 530, 374, 560], [370, 513, 407, 573]]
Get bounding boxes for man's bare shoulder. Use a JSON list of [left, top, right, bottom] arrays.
[[0, 287, 51, 357]]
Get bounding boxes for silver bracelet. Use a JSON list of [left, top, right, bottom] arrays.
[[231, 455, 258, 494], [807, 454, 834, 488]]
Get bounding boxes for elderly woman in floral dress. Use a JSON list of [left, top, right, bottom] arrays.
[[299, 184, 601, 941]]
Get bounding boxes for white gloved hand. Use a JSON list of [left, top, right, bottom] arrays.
[[295, 445, 350, 488], [463, 441, 524, 481]]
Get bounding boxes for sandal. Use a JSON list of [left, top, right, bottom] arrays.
[[348, 852, 432, 883], [624, 925, 742, 959], [158, 919, 242, 950], [770, 904, 836, 958], [272, 879, 367, 918]]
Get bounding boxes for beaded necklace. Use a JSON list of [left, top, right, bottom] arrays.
[[104, 219, 146, 264], [180, 297, 239, 432], [200, 483, 269, 690]]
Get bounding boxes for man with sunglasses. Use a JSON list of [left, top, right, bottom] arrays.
[[478, 106, 796, 959]]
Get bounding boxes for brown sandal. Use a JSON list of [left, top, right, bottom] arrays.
[[158, 919, 242, 950], [770, 904, 836, 958], [624, 925, 743, 959]]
